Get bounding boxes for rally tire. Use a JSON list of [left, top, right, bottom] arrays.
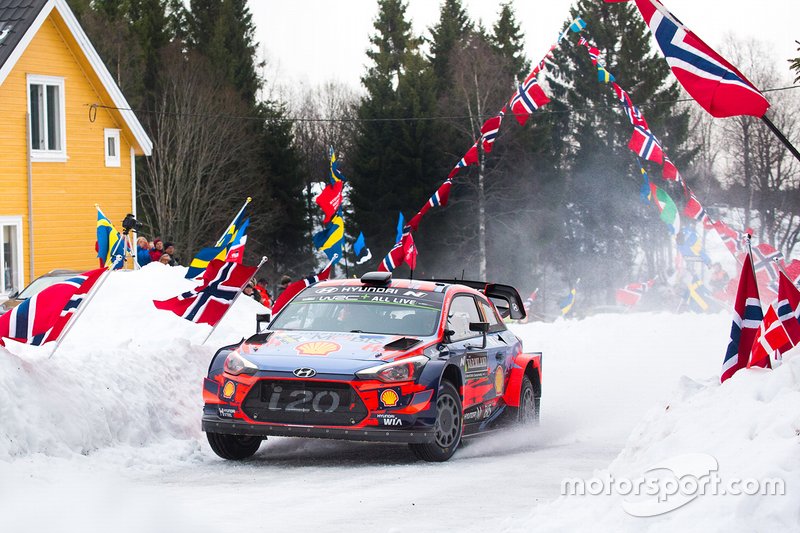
[[207, 432, 263, 460], [512, 375, 540, 425], [409, 380, 462, 462]]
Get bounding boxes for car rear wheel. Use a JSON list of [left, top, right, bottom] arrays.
[[515, 375, 540, 425], [207, 432, 263, 460], [409, 380, 462, 462]]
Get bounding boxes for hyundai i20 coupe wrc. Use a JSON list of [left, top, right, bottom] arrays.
[[202, 272, 542, 462]]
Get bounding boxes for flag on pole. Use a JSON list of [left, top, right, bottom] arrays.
[[748, 304, 790, 369], [329, 147, 347, 184], [315, 181, 344, 225], [713, 221, 747, 257], [677, 227, 711, 265], [225, 218, 250, 264], [312, 214, 345, 262], [96, 207, 127, 270], [378, 231, 414, 273], [185, 198, 251, 279], [559, 287, 577, 316], [154, 259, 259, 327], [627, 0, 769, 118], [271, 256, 336, 315], [403, 232, 418, 270], [395, 212, 405, 243], [353, 232, 372, 265], [649, 184, 680, 234], [0, 269, 105, 346], [685, 278, 713, 312], [775, 270, 800, 352], [721, 252, 763, 382]]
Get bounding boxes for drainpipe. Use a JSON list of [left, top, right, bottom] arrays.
[[25, 112, 34, 283]]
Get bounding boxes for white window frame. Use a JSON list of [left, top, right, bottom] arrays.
[[27, 74, 67, 162], [0, 216, 25, 298], [104, 128, 121, 167]]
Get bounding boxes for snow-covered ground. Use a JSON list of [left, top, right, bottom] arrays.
[[0, 264, 796, 532]]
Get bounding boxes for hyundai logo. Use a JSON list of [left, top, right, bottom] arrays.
[[293, 367, 317, 378]]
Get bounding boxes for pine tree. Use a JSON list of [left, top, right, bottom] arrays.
[[546, 0, 692, 307], [427, 0, 472, 94], [350, 0, 440, 273], [489, 2, 529, 81]]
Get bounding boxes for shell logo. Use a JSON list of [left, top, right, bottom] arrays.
[[221, 380, 236, 400], [295, 341, 341, 357], [494, 367, 505, 395], [380, 389, 400, 408]]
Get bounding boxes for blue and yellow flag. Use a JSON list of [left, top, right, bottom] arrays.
[[685, 279, 712, 313], [329, 147, 347, 184], [313, 215, 344, 262], [559, 288, 577, 316], [597, 65, 615, 83], [185, 199, 251, 279], [96, 207, 126, 269]]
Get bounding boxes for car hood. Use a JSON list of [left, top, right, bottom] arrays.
[[238, 330, 433, 367]]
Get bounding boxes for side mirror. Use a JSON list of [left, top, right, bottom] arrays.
[[469, 321, 489, 349], [256, 313, 272, 333], [443, 328, 455, 343]]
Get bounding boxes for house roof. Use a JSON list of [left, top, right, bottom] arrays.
[[0, 0, 152, 155]]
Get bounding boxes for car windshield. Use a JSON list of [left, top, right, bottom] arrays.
[[271, 285, 445, 337], [16, 274, 75, 299]]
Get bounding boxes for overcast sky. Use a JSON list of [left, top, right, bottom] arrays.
[[251, 0, 798, 91]]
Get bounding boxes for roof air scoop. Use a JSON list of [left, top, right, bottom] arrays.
[[361, 271, 392, 285]]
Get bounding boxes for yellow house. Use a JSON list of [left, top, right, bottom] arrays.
[[0, 0, 152, 298]]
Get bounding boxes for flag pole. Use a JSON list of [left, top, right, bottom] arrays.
[[202, 256, 268, 345], [49, 269, 114, 359], [760, 115, 800, 164], [216, 197, 251, 246]]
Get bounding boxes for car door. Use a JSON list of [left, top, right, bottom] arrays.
[[444, 294, 500, 414], [476, 297, 513, 406]]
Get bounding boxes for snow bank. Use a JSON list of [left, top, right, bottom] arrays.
[[0, 263, 267, 459], [519, 350, 800, 532]]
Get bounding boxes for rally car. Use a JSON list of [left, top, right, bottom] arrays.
[[202, 272, 542, 462]]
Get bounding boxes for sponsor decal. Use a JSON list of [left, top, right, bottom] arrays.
[[380, 388, 400, 408], [376, 413, 404, 426], [464, 352, 489, 377], [218, 407, 236, 418], [464, 406, 482, 422], [221, 380, 236, 400], [494, 367, 505, 395], [295, 341, 341, 356]]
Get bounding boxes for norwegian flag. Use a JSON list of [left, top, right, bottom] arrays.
[[480, 114, 503, 154], [662, 156, 680, 181], [403, 232, 418, 270], [153, 259, 259, 326], [721, 253, 763, 383], [428, 179, 452, 208], [615, 278, 656, 307], [509, 78, 550, 126], [713, 220, 747, 256], [683, 190, 713, 229], [750, 243, 783, 282], [270, 256, 336, 315], [448, 144, 478, 178], [0, 269, 106, 346], [785, 260, 800, 285], [771, 271, 800, 358], [748, 304, 790, 369], [629, 0, 769, 118], [315, 180, 344, 224], [628, 125, 664, 164], [610, 83, 648, 129], [378, 231, 414, 273]]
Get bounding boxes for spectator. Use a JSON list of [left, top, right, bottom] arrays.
[[159, 254, 172, 265], [150, 239, 164, 262], [255, 278, 271, 307], [244, 279, 262, 303], [276, 275, 292, 299], [709, 263, 730, 292], [163, 242, 178, 266], [136, 237, 152, 267]]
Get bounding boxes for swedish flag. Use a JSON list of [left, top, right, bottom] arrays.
[[329, 147, 347, 184], [686, 279, 711, 313], [597, 65, 615, 83], [313, 215, 344, 262], [185, 198, 251, 279], [96, 207, 126, 269], [560, 288, 577, 316]]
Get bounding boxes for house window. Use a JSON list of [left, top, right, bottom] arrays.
[[27, 75, 66, 161], [0, 217, 24, 297], [105, 129, 121, 167]]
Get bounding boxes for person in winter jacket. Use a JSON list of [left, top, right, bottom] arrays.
[[150, 238, 164, 262], [136, 237, 152, 267]]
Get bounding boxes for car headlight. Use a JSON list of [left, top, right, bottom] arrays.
[[356, 355, 429, 383], [224, 352, 258, 376]]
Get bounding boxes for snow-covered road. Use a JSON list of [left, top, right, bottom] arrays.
[[1, 269, 732, 533]]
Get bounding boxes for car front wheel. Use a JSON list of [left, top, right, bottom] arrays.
[[409, 380, 462, 462], [207, 432, 263, 460]]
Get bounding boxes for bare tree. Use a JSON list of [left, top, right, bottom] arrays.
[[138, 44, 261, 259], [719, 37, 800, 256]]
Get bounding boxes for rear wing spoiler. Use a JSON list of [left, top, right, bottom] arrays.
[[425, 279, 527, 320]]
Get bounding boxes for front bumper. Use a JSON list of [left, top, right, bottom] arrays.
[[202, 416, 434, 443]]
